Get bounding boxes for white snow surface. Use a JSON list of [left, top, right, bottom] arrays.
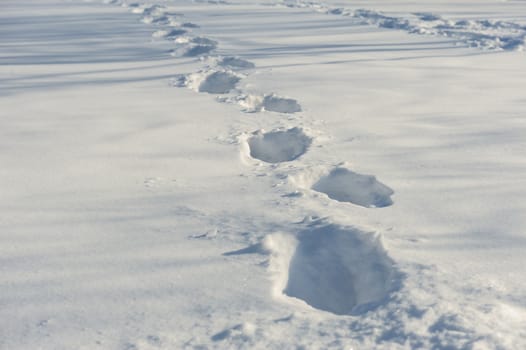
[[1, 0, 526, 349]]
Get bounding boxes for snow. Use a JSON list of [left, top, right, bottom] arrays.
[[1, 0, 526, 349]]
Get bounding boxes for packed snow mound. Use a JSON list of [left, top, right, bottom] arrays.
[[312, 167, 394, 208], [198, 71, 240, 94], [265, 221, 396, 315], [248, 128, 311, 163], [218, 56, 256, 70]]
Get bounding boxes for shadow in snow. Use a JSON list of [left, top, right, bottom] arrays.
[[0, 6, 170, 66], [284, 221, 399, 315]]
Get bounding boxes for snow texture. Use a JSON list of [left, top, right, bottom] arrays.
[[2, 0, 526, 349]]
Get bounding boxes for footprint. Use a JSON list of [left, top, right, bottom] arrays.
[[192, 37, 218, 46], [104, 0, 123, 5], [142, 4, 166, 17], [260, 94, 302, 113], [413, 12, 442, 21], [265, 220, 397, 315], [153, 28, 187, 39], [143, 14, 182, 26], [218, 56, 256, 70], [229, 93, 301, 113], [194, 0, 230, 3], [152, 15, 180, 26], [187, 44, 216, 56], [312, 167, 394, 208], [328, 8, 347, 15], [198, 71, 240, 94], [171, 36, 218, 57], [172, 70, 240, 94], [140, 5, 169, 23], [181, 22, 200, 28], [167, 28, 188, 38], [247, 128, 311, 163]]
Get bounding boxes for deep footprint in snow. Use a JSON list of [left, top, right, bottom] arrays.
[[312, 167, 394, 208], [413, 12, 442, 21], [284, 222, 396, 315], [184, 44, 216, 57], [152, 28, 187, 39], [218, 56, 256, 70], [247, 128, 312, 163], [198, 71, 240, 94], [189, 37, 217, 46], [230, 93, 301, 113], [171, 36, 218, 52], [171, 70, 240, 94], [261, 94, 302, 113], [143, 13, 183, 26], [141, 4, 166, 17], [165, 28, 187, 38], [182, 22, 200, 28], [152, 15, 180, 25], [171, 38, 218, 57]]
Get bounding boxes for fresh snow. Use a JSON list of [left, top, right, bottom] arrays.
[[1, 0, 526, 349]]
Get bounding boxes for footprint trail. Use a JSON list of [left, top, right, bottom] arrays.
[[105, 0, 401, 325], [279, 0, 526, 51]]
